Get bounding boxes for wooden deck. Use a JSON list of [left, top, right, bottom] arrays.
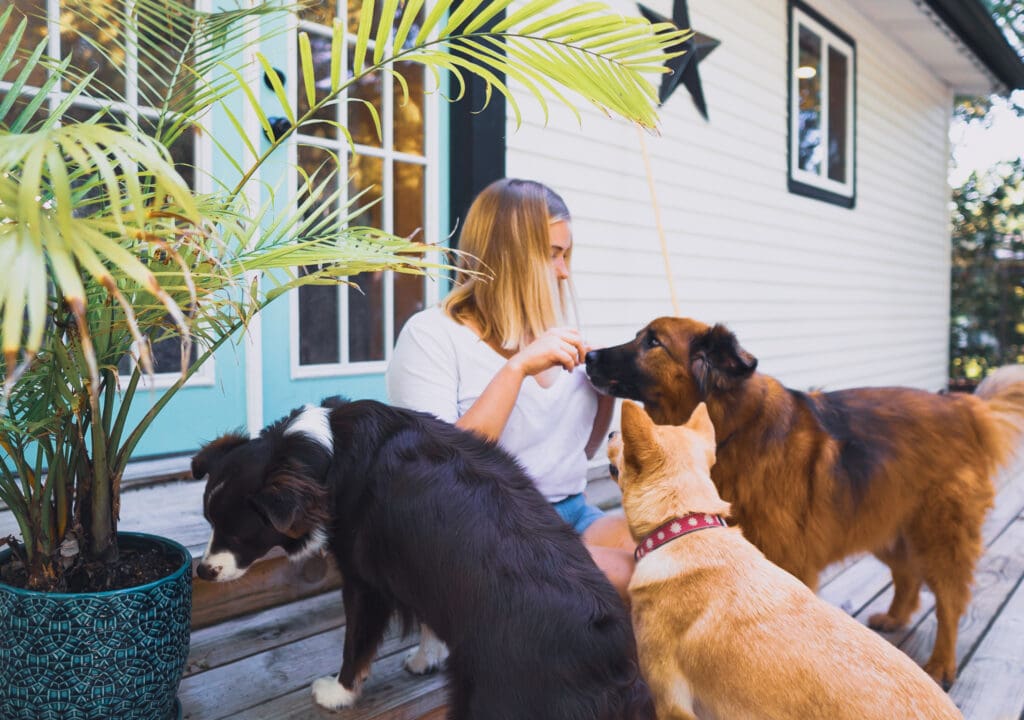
[[3, 456, 1024, 719]]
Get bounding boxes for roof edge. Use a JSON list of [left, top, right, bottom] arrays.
[[923, 0, 1024, 92]]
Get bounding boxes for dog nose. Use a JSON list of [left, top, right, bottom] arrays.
[[608, 431, 619, 440], [585, 350, 598, 369], [196, 562, 220, 581], [608, 464, 619, 479]]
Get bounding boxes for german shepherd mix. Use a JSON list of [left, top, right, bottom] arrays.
[[587, 317, 1024, 687], [607, 400, 964, 720], [193, 398, 653, 719]]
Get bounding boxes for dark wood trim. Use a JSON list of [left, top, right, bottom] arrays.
[[447, 2, 507, 250], [791, 0, 855, 48], [923, 0, 1024, 92]]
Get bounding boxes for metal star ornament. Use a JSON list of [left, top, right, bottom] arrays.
[[638, 0, 720, 119]]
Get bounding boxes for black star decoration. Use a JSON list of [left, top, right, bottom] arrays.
[[638, 0, 720, 120]]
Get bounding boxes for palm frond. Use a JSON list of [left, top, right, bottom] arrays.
[[270, 0, 688, 143]]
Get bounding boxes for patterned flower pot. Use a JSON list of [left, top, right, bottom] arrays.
[[0, 532, 192, 720]]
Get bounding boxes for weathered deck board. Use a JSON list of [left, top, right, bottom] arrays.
[[950, 574, 1024, 720]]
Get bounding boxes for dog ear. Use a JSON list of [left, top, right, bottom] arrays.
[[691, 324, 758, 396], [250, 470, 329, 538], [620, 401, 660, 473], [191, 433, 249, 479], [686, 402, 718, 467], [684, 403, 716, 442], [685, 402, 716, 443]]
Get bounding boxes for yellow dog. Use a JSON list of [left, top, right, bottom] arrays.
[[608, 400, 963, 720]]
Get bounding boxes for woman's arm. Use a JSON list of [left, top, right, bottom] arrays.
[[455, 327, 588, 442]]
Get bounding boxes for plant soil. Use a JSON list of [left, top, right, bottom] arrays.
[[0, 546, 182, 593]]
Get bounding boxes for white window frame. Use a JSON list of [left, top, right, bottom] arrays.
[[788, 1, 856, 207], [4, 0, 216, 389], [288, 6, 441, 379]]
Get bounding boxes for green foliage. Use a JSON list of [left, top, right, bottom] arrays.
[[0, 0, 685, 591], [950, 158, 1024, 381]]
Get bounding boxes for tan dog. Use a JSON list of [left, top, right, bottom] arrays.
[[608, 400, 964, 720]]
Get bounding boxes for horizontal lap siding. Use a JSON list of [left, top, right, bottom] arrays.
[[506, 0, 953, 392]]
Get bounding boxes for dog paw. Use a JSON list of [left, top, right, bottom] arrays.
[[923, 659, 956, 691], [867, 612, 906, 632], [311, 675, 360, 709], [404, 641, 449, 675]]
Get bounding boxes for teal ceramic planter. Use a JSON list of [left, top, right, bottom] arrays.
[[0, 532, 192, 720]]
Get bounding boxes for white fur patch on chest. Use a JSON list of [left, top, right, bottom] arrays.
[[629, 552, 688, 587], [669, 676, 696, 715], [291, 526, 329, 561], [285, 405, 334, 452]]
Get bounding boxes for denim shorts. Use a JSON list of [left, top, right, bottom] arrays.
[[552, 492, 606, 535]]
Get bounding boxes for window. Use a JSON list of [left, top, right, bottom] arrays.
[[1, 0, 213, 387], [290, 1, 439, 377], [788, 1, 855, 207]]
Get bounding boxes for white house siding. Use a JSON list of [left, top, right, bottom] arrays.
[[505, 0, 955, 393]]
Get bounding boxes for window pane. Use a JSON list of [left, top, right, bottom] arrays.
[[348, 47, 383, 148], [299, 266, 341, 365], [796, 25, 822, 175], [348, 271, 384, 362], [347, 0, 385, 38], [136, 0, 196, 113], [300, 0, 338, 26], [297, 30, 339, 141], [0, 91, 49, 132], [393, 161, 425, 337], [394, 161, 424, 239], [392, 3, 424, 49], [150, 332, 198, 373], [139, 113, 196, 189], [348, 154, 384, 362], [297, 145, 342, 365], [298, 144, 341, 223], [117, 319, 198, 376], [11, 0, 49, 88], [349, 154, 383, 227], [60, 1, 127, 97], [827, 47, 848, 183], [394, 61, 425, 155]]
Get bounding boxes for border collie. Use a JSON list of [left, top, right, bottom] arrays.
[[193, 397, 653, 719]]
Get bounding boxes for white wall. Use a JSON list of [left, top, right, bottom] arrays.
[[506, 0, 955, 393]]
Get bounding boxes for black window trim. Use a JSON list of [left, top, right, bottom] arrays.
[[787, 0, 857, 209]]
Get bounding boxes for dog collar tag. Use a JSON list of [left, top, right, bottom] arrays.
[[635, 513, 728, 560]]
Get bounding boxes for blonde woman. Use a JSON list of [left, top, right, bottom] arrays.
[[386, 178, 634, 674]]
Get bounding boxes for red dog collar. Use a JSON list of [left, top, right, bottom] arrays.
[[635, 513, 727, 560]]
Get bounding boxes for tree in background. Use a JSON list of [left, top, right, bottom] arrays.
[[947, 2, 1023, 385], [950, 158, 1024, 382]]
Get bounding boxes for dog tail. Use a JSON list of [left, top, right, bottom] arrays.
[[974, 365, 1024, 491]]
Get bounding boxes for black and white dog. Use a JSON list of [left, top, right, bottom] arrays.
[[193, 397, 653, 719]]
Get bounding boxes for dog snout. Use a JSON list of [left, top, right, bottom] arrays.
[[585, 350, 600, 373], [196, 561, 220, 581]]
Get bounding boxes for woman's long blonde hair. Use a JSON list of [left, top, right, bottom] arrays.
[[444, 179, 574, 352]]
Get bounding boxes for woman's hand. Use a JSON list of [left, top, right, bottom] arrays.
[[507, 328, 589, 377]]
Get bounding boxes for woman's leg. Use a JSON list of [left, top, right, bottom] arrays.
[[582, 513, 635, 605]]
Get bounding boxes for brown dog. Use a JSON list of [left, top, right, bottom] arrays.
[[587, 317, 1024, 686], [608, 400, 965, 720]]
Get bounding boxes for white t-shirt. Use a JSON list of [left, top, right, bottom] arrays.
[[386, 306, 599, 502]]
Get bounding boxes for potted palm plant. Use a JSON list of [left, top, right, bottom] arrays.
[[0, 0, 687, 717]]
